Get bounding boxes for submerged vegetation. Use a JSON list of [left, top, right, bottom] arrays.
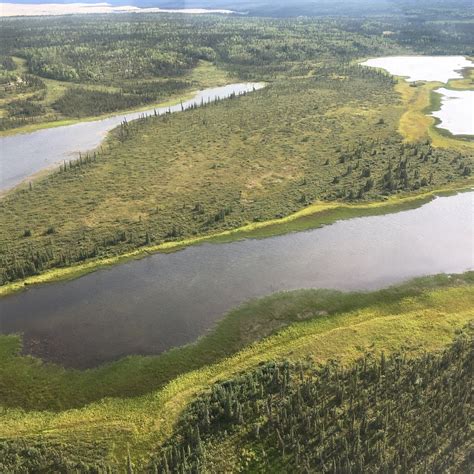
[[0, 273, 473, 470]]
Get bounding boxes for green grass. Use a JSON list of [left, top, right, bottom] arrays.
[[2, 271, 470, 412], [1, 273, 473, 468], [0, 273, 472, 410], [2, 183, 473, 298], [397, 78, 474, 153], [0, 60, 233, 136], [153, 330, 472, 473], [1, 14, 473, 470], [2, 66, 472, 286]]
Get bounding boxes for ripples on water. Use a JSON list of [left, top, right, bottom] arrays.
[[1, 192, 472, 368]]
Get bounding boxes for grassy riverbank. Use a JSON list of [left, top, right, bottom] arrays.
[[0, 89, 198, 137], [1, 272, 473, 468], [0, 60, 232, 137], [2, 65, 472, 288], [0, 182, 472, 298]]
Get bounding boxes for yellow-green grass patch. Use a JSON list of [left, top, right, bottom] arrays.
[[1, 274, 472, 468]]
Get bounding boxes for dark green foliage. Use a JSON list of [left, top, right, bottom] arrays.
[[120, 80, 190, 99], [0, 73, 47, 130], [0, 55, 16, 71], [7, 99, 44, 117], [0, 439, 113, 472], [0, 64, 471, 284], [53, 80, 190, 118], [0, 15, 399, 84], [53, 88, 146, 118], [0, 5, 473, 129], [150, 330, 473, 472]]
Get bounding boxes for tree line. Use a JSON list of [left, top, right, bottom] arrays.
[[149, 329, 473, 472]]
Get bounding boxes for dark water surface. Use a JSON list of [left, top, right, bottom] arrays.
[[0, 192, 472, 368], [0, 83, 264, 192]]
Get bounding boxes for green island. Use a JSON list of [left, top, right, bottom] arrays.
[[0, 1, 473, 471]]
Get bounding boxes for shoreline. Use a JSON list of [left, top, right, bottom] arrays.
[[0, 88, 202, 138], [1, 271, 472, 404], [360, 55, 474, 148], [1, 56, 472, 296], [1, 271, 472, 470], [396, 79, 474, 152], [427, 88, 474, 140], [1, 182, 472, 298], [0, 81, 267, 195]]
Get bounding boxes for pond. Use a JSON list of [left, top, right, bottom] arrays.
[[361, 55, 473, 137], [1, 191, 472, 368], [0, 83, 264, 192], [431, 88, 474, 136]]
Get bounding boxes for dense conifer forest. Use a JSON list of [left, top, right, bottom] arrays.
[[1, 324, 472, 472], [151, 329, 473, 472], [0, 5, 473, 128]]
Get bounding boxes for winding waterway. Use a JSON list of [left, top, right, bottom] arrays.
[[0, 82, 264, 192], [1, 192, 472, 368], [1, 60, 473, 369]]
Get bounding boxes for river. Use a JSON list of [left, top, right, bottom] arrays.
[[0, 82, 264, 192], [1, 191, 472, 368]]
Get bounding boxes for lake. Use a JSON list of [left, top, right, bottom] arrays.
[[360, 56, 472, 83], [1, 191, 472, 368], [361, 56, 473, 137], [0, 83, 264, 192], [431, 88, 474, 136]]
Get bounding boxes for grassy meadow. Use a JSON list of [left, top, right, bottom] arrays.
[[1, 14, 473, 287], [0, 272, 473, 469], [0, 10, 473, 470]]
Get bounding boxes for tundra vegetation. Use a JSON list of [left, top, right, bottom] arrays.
[[0, 3, 473, 470], [0, 14, 473, 285], [0, 273, 473, 470], [2, 64, 472, 284]]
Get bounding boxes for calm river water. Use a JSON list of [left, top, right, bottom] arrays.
[[1, 192, 472, 368]]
